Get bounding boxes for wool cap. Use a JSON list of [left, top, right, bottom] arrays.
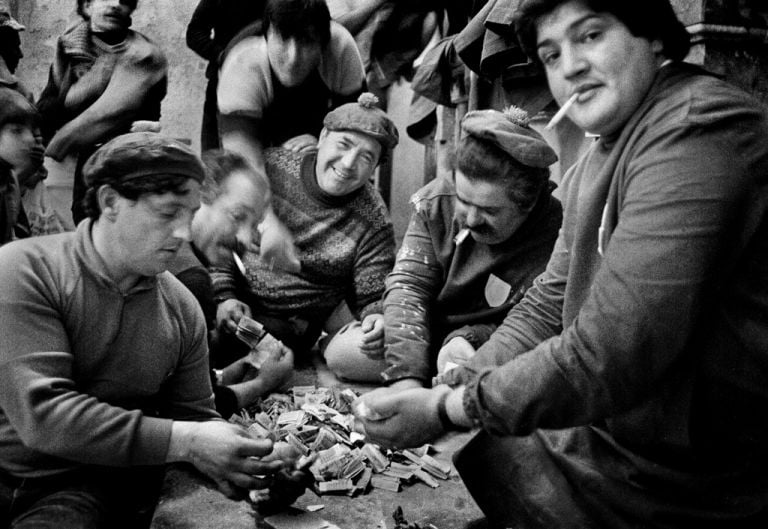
[[0, 87, 38, 129], [461, 106, 557, 168], [323, 93, 399, 151], [0, 2, 24, 31], [83, 132, 205, 186]]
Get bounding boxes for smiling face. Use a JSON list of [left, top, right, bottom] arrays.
[[454, 170, 531, 245], [191, 170, 267, 267], [535, 0, 663, 136], [315, 129, 381, 196], [83, 0, 134, 33], [107, 179, 201, 278], [266, 26, 322, 87]]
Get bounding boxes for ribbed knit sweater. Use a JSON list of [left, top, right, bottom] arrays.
[[212, 148, 395, 334]]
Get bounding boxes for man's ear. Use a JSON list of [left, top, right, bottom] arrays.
[[97, 185, 121, 220]]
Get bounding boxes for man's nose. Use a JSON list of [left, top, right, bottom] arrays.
[[561, 44, 588, 79], [236, 222, 255, 250], [465, 207, 481, 228], [172, 217, 192, 242]]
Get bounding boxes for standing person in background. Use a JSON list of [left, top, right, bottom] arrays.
[[37, 0, 167, 225], [0, 1, 33, 101], [185, 0, 265, 151], [380, 107, 562, 389], [355, 0, 768, 527], [217, 0, 365, 178]]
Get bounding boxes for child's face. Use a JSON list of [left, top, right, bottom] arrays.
[[0, 122, 38, 172]]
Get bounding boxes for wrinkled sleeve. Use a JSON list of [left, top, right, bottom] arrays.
[[381, 208, 443, 383], [0, 248, 173, 467], [45, 44, 168, 160], [463, 113, 760, 436], [320, 22, 366, 96], [218, 38, 270, 119]]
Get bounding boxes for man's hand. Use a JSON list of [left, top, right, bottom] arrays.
[[130, 120, 162, 133], [436, 337, 476, 374], [168, 421, 282, 498], [280, 134, 318, 155], [359, 313, 384, 358], [258, 210, 301, 273], [352, 386, 450, 448], [216, 299, 252, 334]]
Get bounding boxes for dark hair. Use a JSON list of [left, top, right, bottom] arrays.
[[199, 149, 270, 205], [76, 0, 138, 20], [82, 173, 191, 220], [263, 0, 330, 46], [515, 0, 690, 64], [455, 134, 549, 211], [0, 28, 21, 72], [0, 88, 40, 131]]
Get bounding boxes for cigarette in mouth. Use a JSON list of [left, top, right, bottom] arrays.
[[233, 251, 246, 275], [454, 228, 470, 245], [545, 92, 579, 131]]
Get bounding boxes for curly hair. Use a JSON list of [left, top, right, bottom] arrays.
[[82, 173, 192, 220], [263, 0, 330, 46]]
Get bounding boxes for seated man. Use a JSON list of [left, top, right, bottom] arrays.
[[37, 0, 168, 224], [170, 149, 293, 418], [0, 133, 284, 528], [217, 0, 365, 177], [380, 107, 563, 390], [213, 93, 398, 382], [0, 88, 38, 245], [355, 0, 768, 527]]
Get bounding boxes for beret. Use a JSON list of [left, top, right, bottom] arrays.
[[83, 132, 205, 186], [323, 93, 399, 151], [461, 106, 557, 168]]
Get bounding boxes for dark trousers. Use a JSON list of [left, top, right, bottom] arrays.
[[0, 466, 165, 529]]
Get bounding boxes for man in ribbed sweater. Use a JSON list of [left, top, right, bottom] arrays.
[[212, 93, 398, 382], [0, 133, 285, 529]]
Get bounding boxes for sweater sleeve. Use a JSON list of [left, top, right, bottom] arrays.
[[463, 97, 767, 436], [351, 204, 395, 319], [381, 206, 443, 383], [0, 246, 173, 467]]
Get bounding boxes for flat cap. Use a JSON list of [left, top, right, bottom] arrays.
[[461, 106, 557, 168], [0, 2, 24, 31], [83, 132, 205, 186], [323, 93, 399, 151]]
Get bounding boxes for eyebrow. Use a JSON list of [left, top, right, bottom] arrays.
[[536, 13, 605, 49]]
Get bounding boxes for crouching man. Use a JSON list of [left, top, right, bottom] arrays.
[[0, 133, 285, 529]]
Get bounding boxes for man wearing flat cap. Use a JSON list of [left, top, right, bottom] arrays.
[[213, 93, 398, 382], [0, 133, 287, 528], [377, 106, 562, 390]]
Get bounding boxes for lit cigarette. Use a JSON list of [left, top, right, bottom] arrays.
[[233, 251, 246, 275], [454, 228, 470, 245], [545, 92, 579, 131]]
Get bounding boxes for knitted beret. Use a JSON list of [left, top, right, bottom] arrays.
[[461, 106, 557, 168], [83, 132, 205, 186], [323, 93, 399, 151]]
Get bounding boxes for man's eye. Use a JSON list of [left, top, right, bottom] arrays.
[[540, 50, 559, 66], [581, 30, 602, 43]]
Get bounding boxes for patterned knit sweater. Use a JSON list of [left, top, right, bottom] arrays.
[[211, 148, 395, 327]]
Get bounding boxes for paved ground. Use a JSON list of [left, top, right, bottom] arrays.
[[151, 355, 485, 529]]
